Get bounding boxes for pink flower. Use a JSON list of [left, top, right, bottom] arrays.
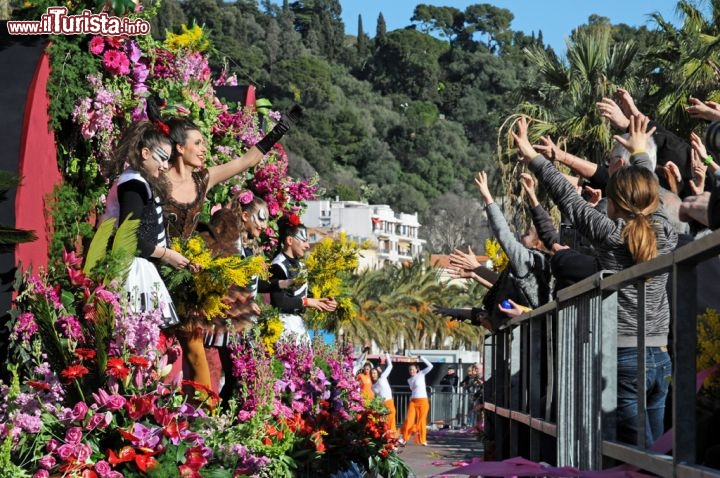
[[89, 36, 104, 55], [33, 471, 49, 478], [94, 460, 111, 476], [72, 402, 88, 421], [238, 190, 254, 205], [38, 454, 56, 469], [86, 411, 112, 431], [102, 50, 130, 76], [176, 104, 190, 116], [65, 426, 83, 444]]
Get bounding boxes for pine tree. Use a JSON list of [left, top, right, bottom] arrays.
[[375, 12, 387, 48]]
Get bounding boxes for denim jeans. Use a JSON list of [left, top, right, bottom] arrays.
[[616, 347, 672, 447]]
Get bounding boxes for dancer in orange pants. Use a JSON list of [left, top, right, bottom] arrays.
[[400, 355, 433, 445], [371, 352, 397, 432]]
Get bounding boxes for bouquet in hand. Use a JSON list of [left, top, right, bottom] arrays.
[[163, 236, 268, 321]]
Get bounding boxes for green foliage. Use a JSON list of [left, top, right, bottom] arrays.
[[83, 217, 139, 285], [48, 183, 99, 269]]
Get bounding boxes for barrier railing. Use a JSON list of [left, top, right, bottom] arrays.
[[389, 387, 483, 431], [483, 228, 720, 477]]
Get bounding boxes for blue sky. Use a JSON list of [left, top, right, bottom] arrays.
[[339, 0, 682, 54]]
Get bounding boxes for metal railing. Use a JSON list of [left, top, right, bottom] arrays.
[[483, 228, 720, 477], [391, 386, 483, 430]]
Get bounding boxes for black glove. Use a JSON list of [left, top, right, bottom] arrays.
[[256, 105, 303, 154]]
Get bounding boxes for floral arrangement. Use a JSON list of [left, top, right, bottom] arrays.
[[254, 305, 284, 355], [304, 233, 360, 331], [485, 237, 509, 272], [72, 19, 317, 224], [2, 246, 408, 476], [697, 308, 720, 392], [165, 236, 269, 321]]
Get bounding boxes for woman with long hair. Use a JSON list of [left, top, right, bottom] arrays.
[[512, 115, 677, 447], [149, 101, 296, 388], [102, 121, 191, 327], [197, 192, 270, 399]]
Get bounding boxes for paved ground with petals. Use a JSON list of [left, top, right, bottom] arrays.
[[399, 428, 484, 477]]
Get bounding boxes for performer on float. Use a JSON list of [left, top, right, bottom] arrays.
[[269, 214, 337, 342], [148, 99, 298, 387], [102, 121, 190, 327]]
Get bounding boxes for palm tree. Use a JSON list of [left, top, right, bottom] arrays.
[[0, 171, 36, 251], [342, 259, 484, 352], [512, 27, 640, 165], [646, 0, 720, 132]]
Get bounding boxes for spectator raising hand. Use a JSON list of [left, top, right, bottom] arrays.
[[519, 173, 540, 208], [687, 97, 720, 122], [689, 149, 708, 195], [474, 171, 494, 205], [612, 115, 657, 155], [614, 88, 642, 119], [596, 97, 630, 130]]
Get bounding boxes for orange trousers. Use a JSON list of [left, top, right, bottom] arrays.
[[384, 399, 397, 432], [401, 397, 429, 443]]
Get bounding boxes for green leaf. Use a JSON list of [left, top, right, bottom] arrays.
[[83, 218, 117, 275]]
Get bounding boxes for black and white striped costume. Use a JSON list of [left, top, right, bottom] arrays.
[[105, 169, 179, 328], [269, 252, 310, 342]]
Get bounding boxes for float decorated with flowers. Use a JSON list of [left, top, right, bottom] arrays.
[[0, 2, 408, 477]]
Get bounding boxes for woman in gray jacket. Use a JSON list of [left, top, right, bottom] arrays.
[[512, 114, 678, 447]]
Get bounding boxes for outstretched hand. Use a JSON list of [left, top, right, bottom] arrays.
[[519, 173, 538, 206], [690, 131, 709, 159], [583, 185, 602, 207], [474, 171, 494, 204], [614, 88, 642, 119], [612, 114, 656, 154], [511, 116, 539, 163], [689, 149, 708, 195], [449, 246, 481, 271], [596, 97, 630, 130], [498, 298, 529, 318], [687, 97, 720, 122], [533, 135, 563, 162]]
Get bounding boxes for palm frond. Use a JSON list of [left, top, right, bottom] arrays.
[[0, 171, 21, 189], [83, 219, 116, 275], [0, 225, 37, 245]]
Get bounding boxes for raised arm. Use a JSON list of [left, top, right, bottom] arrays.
[[353, 348, 369, 375], [512, 117, 617, 245], [475, 171, 534, 278], [206, 106, 301, 190], [418, 356, 433, 375], [534, 136, 600, 180], [380, 352, 393, 379]]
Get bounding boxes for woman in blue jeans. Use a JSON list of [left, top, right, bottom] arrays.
[[513, 115, 677, 446]]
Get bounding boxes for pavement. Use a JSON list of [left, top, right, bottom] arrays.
[[397, 427, 485, 477]]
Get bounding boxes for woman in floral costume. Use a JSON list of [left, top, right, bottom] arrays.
[[153, 103, 296, 388]]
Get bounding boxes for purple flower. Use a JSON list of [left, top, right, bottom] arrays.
[[15, 412, 42, 433], [11, 312, 37, 343], [92, 389, 126, 412], [55, 315, 83, 341], [125, 39, 142, 63], [33, 471, 49, 478], [46, 438, 60, 453], [86, 411, 112, 431]]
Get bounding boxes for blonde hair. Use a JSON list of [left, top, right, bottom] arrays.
[[606, 166, 660, 264]]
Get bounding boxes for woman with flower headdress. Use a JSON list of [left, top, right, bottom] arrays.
[[101, 121, 192, 328], [269, 214, 337, 343], [147, 99, 299, 388], [196, 191, 276, 399]]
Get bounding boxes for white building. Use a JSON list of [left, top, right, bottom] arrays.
[[302, 199, 426, 268]]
